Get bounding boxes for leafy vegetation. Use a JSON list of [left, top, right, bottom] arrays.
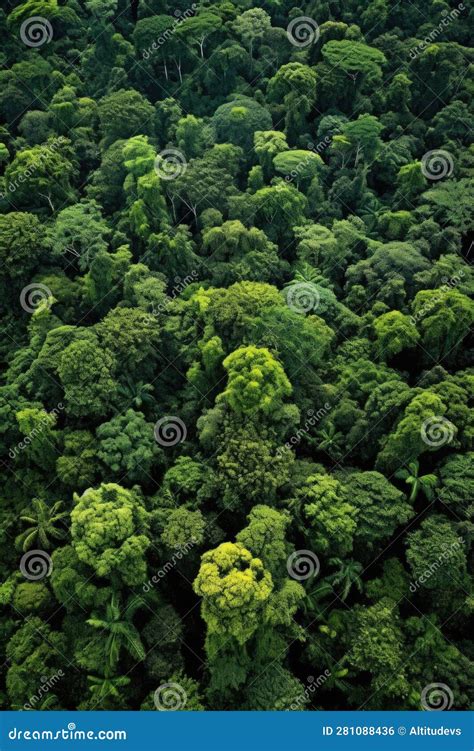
[[0, 0, 472, 712]]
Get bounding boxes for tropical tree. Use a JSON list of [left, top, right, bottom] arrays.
[[86, 594, 146, 672], [16, 499, 68, 552], [395, 460, 438, 503]]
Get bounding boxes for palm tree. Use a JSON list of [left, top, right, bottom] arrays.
[[87, 594, 146, 672], [16, 499, 68, 552], [285, 263, 327, 288], [300, 582, 333, 619], [315, 424, 345, 460], [396, 460, 438, 502], [87, 671, 130, 702], [117, 379, 156, 409], [327, 558, 363, 601]]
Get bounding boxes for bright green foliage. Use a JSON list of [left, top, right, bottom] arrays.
[[177, 12, 222, 59], [376, 391, 451, 472], [201, 220, 286, 286], [13, 581, 50, 616], [236, 505, 290, 580], [194, 542, 273, 644], [71, 484, 150, 586], [0, 213, 47, 294], [422, 179, 474, 233], [254, 130, 288, 177], [321, 40, 386, 81], [332, 114, 383, 166], [3, 139, 76, 211], [291, 474, 357, 556], [373, 310, 419, 359], [161, 508, 206, 549], [412, 289, 474, 361], [51, 201, 111, 271], [1, 0, 472, 714], [219, 346, 292, 415], [273, 150, 323, 185]]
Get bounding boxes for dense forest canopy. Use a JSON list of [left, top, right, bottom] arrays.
[[0, 0, 473, 713]]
